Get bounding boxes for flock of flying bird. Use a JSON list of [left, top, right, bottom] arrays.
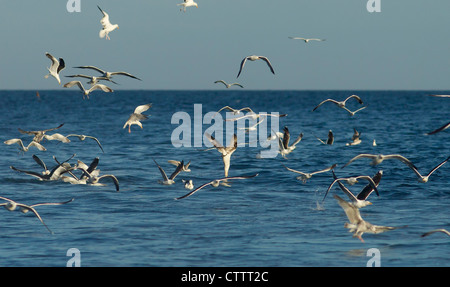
[[2, 3, 449, 243]]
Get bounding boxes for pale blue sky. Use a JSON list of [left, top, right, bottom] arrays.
[[0, 0, 449, 90]]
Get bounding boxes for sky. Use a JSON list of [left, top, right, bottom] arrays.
[[0, 0, 449, 91]]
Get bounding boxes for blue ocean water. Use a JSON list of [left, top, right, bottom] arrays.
[[0, 90, 448, 267]]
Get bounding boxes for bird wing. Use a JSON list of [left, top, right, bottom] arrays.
[[44, 133, 70, 143], [10, 166, 46, 180], [345, 95, 363, 105], [258, 56, 275, 74], [16, 204, 54, 234], [30, 198, 75, 208], [153, 159, 169, 181], [97, 175, 120, 192], [88, 84, 114, 93], [425, 156, 450, 177], [282, 126, 290, 149], [425, 121, 450, 135], [134, 103, 152, 114], [357, 171, 382, 200], [312, 163, 337, 175], [73, 66, 106, 74], [283, 165, 308, 176], [63, 81, 85, 92], [85, 136, 104, 153], [342, 154, 377, 168], [32, 155, 48, 171], [312, 99, 336, 111], [328, 170, 358, 203], [333, 195, 363, 224], [291, 133, 304, 147], [236, 57, 249, 78], [169, 160, 184, 180], [175, 181, 214, 200], [110, 72, 141, 80], [45, 53, 59, 72], [28, 141, 47, 151], [57, 58, 65, 74], [214, 80, 227, 87]]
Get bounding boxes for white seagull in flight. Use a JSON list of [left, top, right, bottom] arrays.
[[63, 80, 113, 99], [312, 95, 364, 111], [214, 80, 244, 89], [284, 163, 337, 183], [177, 0, 198, 12], [98, 6, 119, 40], [237, 55, 275, 78], [288, 37, 326, 43], [44, 52, 65, 85], [174, 174, 259, 200], [73, 65, 141, 81], [0, 196, 74, 234]]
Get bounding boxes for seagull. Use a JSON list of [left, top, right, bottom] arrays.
[[66, 134, 104, 153], [205, 133, 237, 177], [322, 170, 382, 208], [44, 52, 65, 85], [182, 179, 194, 190], [278, 126, 303, 158], [288, 37, 326, 43], [73, 65, 141, 81], [316, 130, 334, 145], [0, 195, 74, 234], [237, 55, 275, 78], [174, 174, 259, 200], [10, 161, 74, 181], [4, 139, 47, 152], [98, 6, 119, 40], [405, 156, 449, 183], [334, 194, 401, 243], [177, 0, 198, 12], [18, 123, 64, 143], [325, 175, 380, 200], [65, 74, 118, 86], [153, 159, 184, 185], [421, 229, 450, 237], [425, 121, 450, 135], [63, 80, 114, 99], [346, 128, 362, 146], [312, 95, 364, 111], [43, 133, 71, 143], [123, 103, 152, 133], [32, 154, 76, 176], [77, 168, 120, 192], [214, 80, 244, 89], [284, 163, 337, 183], [342, 153, 415, 168], [168, 160, 191, 172]]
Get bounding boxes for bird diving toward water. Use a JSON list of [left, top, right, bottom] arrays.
[[44, 52, 65, 85], [98, 5, 119, 40], [0, 196, 74, 234], [237, 55, 275, 78], [334, 194, 403, 243], [205, 133, 238, 178], [174, 174, 259, 200], [123, 103, 152, 133]]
